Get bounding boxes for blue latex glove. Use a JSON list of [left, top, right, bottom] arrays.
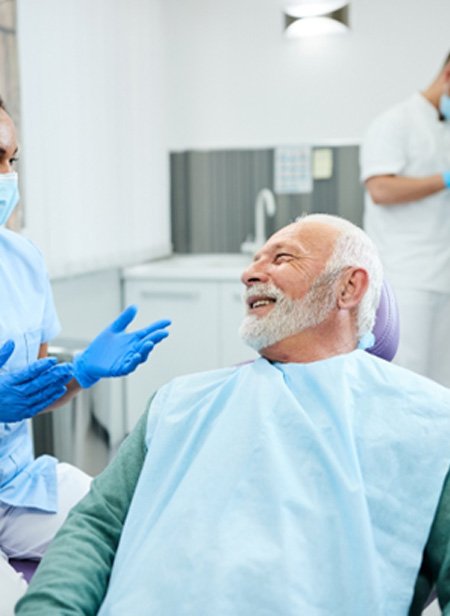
[[443, 171, 450, 188], [0, 340, 73, 422], [72, 305, 171, 388]]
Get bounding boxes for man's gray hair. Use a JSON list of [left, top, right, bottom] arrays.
[[297, 213, 383, 339]]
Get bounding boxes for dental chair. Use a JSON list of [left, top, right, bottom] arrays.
[[8, 558, 36, 583], [365, 277, 399, 361], [9, 280, 401, 585]]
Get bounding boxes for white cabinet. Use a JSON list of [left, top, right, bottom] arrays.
[[122, 256, 257, 431], [219, 282, 253, 367]]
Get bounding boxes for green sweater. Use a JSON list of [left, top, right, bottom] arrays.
[[16, 410, 450, 615]]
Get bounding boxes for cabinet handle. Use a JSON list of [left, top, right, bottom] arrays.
[[140, 290, 200, 301]]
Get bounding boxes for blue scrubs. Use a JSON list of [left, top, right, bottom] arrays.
[[0, 227, 60, 512]]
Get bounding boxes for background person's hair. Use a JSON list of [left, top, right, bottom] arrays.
[[297, 213, 383, 339]]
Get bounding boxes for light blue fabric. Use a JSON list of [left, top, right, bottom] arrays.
[[0, 228, 60, 511], [357, 331, 375, 349], [98, 352, 450, 615], [0, 172, 20, 226]]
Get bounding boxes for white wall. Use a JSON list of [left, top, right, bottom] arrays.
[[15, 0, 450, 275], [17, 0, 171, 278], [164, 0, 450, 149]]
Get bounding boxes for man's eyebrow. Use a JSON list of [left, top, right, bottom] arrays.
[[271, 241, 306, 253]]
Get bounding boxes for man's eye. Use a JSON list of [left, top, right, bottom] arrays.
[[274, 253, 293, 262], [9, 157, 19, 166]]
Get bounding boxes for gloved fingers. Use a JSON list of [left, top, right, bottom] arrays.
[[8, 357, 58, 385], [136, 340, 155, 363], [107, 352, 143, 377], [49, 362, 74, 383], [134, 319, 171, 340], [116, 331, 169, 370], [19, 385, 69, 419], [146, 329, 170, 345], [18, 362, 73, 396], [109, 305, 139, 334], [0, 339, 15, 368], [135, 331, 168, 361]]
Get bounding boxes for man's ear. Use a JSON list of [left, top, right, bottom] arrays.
[[337, 268, 369, 310]]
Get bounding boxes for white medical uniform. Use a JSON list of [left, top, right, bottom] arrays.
[[360, 92, 450, 384], [0, 227, 91, 611]]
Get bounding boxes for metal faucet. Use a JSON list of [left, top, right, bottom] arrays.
[[241, 188, 277, 255]]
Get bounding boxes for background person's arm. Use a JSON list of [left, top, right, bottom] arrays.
[[15, 408, 150, 615], [365, 173, 448, 205]]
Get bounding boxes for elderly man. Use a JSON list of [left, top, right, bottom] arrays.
[[16, 215, 450, 616]]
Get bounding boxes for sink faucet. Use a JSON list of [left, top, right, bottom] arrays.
[[241, 188, 277, 255]]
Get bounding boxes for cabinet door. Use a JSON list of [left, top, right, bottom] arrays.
[[219, 282, 258, 367], [123, 279, 220, 431]]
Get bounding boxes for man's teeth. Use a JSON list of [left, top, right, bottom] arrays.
[[252, 299, 272, 308]]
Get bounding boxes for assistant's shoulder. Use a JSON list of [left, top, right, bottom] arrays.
[[0, 227, 46, 266]]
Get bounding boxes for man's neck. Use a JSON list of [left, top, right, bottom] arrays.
[[259, 319, 358, 364]]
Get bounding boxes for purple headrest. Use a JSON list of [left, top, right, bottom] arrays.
[[9, 558, 39, 582], [366, 279, 399, 362]]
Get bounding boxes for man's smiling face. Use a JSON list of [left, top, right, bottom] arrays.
[[239, 221, 341, 352]]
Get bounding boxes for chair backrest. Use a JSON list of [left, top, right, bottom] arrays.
[[9, 557, 38, 583], [365, 279, 399, 362]]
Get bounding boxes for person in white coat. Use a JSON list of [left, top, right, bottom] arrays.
[[360, 51, 450, 385]]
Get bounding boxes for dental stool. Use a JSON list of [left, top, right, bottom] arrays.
[[9, 280, 400, 585]]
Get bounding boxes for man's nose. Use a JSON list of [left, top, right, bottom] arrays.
[[240, 262, 269, 286]]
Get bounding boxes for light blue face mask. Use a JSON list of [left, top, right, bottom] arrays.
[[439, 94, 450, 121], [0, 172, 20, 226]]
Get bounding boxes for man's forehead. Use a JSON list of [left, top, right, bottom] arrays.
[[269, 221, 338, 249]]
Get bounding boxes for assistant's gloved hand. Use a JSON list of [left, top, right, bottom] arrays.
[[72, 305, 171, 388], [0, 340, 74, 422], [443, 171, 450, 188], [0, 339, 14, 368]]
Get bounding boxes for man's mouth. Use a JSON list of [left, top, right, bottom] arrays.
[[248, 296, 277, 311]]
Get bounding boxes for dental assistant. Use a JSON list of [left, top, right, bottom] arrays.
[[0, 97, 170, 613], [360, 51, 450, 385]]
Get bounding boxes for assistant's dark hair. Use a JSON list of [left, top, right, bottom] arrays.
[[0, 96, 6, 111]]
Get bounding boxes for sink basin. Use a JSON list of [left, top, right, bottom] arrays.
[[123, 253, 252, 281]]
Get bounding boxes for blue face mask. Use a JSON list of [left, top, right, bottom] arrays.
[[0, 172, 20, 226], [439, 94, 450, 121]]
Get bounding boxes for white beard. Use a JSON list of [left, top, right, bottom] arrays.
[[239, 277, 337, 352]]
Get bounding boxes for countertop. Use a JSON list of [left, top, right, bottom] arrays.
[[122, 253, 252, 282]]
